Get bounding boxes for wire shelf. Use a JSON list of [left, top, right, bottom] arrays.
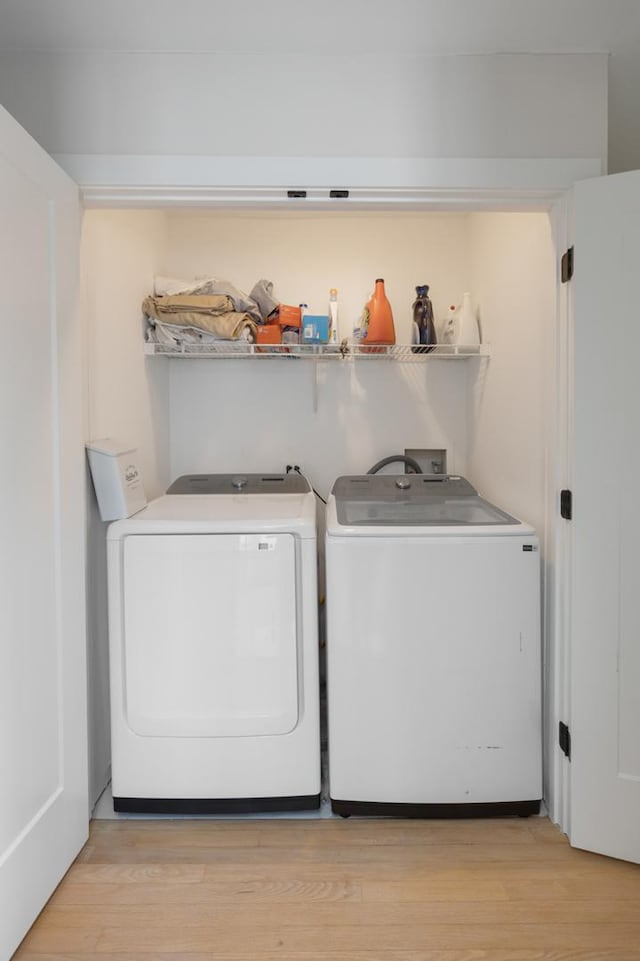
[[144, 342, 489, 362]]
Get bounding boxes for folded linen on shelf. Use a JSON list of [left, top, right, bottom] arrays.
[[147, 320, 255, 350], [153, 276, 263, 324], [142, 294, 257, 341]]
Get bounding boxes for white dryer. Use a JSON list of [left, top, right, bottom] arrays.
[[107, 473, 320, 813], [325, 474, 542, 817]]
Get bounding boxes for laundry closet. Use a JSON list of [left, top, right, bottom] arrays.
[[3, 45, 640, 959], [82, 204, 556, 814], [76, 180, 640, 860]]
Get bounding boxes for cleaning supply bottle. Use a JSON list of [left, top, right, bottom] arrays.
[[328, 288, 339, 345], [457, 291, 480, 350], [442, 304, 458, 345], [361, 278, 395, 349], [353, 304, 366, 345], [411, 284, 437, 353]]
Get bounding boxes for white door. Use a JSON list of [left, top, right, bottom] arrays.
[[0, 107, 88, 958], [570, 169, 640, 862]]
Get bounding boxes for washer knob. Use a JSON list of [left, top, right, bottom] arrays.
[[231, 475, 248, 490], [395, 477, 411, 490]]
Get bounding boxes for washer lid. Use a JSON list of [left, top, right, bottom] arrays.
[[331, 474, 521, 527], [167, 473, 310, 495]]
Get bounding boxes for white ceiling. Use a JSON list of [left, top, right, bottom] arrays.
[[0, 0, 638, 54]]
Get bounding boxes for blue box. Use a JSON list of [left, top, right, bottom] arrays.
[[301, 314, 329, 344]]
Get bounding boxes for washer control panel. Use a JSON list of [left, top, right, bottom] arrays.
[[332, 474, 477, 502]]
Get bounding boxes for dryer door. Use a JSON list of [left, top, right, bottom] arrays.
[[122, 532, 299, 737]]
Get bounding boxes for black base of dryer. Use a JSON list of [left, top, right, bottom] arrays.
[[114, 793, 321, 815]]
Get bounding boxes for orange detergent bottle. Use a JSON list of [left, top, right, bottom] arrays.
[[361, 278, 396, 349]]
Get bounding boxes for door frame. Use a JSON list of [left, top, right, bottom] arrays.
[[76, 173, 578, 832], [69, 160, 591, 841], [543, 193, 574, 834]]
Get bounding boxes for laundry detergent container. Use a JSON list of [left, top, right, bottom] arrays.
[[86, 438, 147, 521]]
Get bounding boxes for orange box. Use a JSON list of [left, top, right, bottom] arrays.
[[277, 304, 302, 328], [256, 325, 282, 350]]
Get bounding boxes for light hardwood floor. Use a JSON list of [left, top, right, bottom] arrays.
[[13, 817, 640, 960]]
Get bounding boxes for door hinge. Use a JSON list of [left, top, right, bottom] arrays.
[[559, 722, 571, 760], [560, 489, 572, 520], [561, 246, 574, 283]]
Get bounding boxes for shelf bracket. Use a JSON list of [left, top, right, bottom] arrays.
[[312, 356, 319, 413]]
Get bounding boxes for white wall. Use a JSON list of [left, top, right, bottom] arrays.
[[0, 52, 607, 174], [83, 209, 171, 497], [170, 360, 468, 492], [82, 209, 170, 806], [466, 211, 556, 811], [466, 213, 555, 535], [166, 211, 472, 493], [165, 210, 468, 347], [608, 49, 640, 174]]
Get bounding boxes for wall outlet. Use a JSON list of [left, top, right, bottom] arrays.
[[405, 448, 447, 475]]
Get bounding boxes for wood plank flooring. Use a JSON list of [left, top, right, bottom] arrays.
[[13, 817, 640, 960]]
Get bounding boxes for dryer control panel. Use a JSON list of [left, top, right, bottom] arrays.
[[167, 473, 310, 495]]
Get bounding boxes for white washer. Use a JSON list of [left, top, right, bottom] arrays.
[[326, 474, 542, 817], [107, 473, 320, 813]]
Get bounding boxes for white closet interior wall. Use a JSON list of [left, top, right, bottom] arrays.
[[167, 211, 472, 493], [82, 209, 171, 806], [467, 211, 556, 535]]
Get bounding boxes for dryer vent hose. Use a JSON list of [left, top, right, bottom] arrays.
[[367, 455, 423, 475]]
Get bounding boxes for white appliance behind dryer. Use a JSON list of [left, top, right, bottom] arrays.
[[107, 473, 320, 813]]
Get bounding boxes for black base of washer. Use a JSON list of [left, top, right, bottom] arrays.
[[113, 794, 321, 815], [330, 798, 541, 819]]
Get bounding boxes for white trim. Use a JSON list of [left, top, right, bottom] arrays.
[[51, 154, 604, 210], [47, 199, 66, 789], [545, 191, 574, 834]]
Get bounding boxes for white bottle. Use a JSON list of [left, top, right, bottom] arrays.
[[456, 291, 480, 351], [328, 288, 339, 344], [442, 304, 458, 345]]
